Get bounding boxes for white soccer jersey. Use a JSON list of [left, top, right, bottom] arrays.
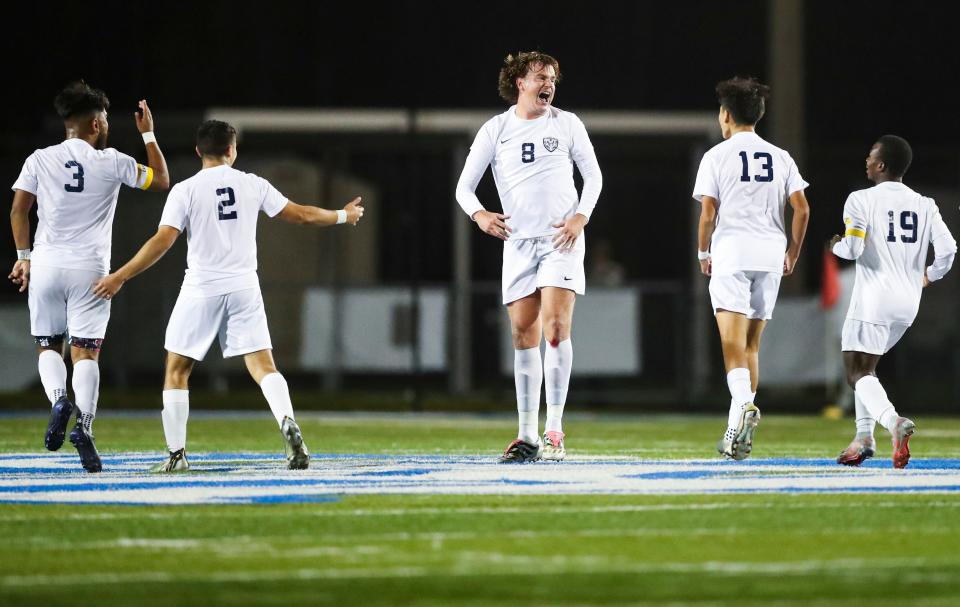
[[12, 138, 151, 273], [832, 181, 956, 325], [159, 165, 289, 297], [693, 131, 808, 275], [455, 106, 602, 240]]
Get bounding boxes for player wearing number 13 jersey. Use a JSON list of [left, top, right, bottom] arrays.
[[456, 51, 602, 463], [93, 120, 364, 472], [693, 77, 810, 461], [9, 81, 170, 472]]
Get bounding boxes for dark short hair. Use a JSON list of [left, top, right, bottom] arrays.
[[196, 120, 237, 157], [716, 76, 770, 126], [875, 134, 913, 178], [54, 81, 110, 121], [498, 51, 561, 104]]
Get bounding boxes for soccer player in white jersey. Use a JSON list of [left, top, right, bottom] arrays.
[[9, 81, 170, 472], [693, 77, 810, 460], [93, 120, 363, 471], [832, 135, 955, 469], [455, 51, 602, 463]]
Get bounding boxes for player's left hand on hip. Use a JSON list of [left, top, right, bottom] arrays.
[[552, 215, 586, 250]]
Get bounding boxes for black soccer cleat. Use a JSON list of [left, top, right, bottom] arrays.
[[45, 395, 76, 451], [498, 438, 543, 463], [69, 422, 102, 473]]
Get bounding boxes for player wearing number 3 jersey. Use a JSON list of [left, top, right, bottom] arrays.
[[9, 81, 170, 472], [456, 51, 602, 463], [832, 135, 955, 469], [693, 76, 810, 461], [93, 120, 364, 472]]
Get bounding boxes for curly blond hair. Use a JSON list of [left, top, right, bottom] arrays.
[[497, 51, 561, 103]]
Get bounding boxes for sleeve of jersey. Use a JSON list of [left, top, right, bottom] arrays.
[[570, 117, 602, 220], [832, 194, 866, 260], [259, 177, 289, 217], [158, 187, 187, 231], [785, 155, 810, 195], [116, 150, 153, 190], [11, 153, 38, 195], [454, 124, 494, 220], [691, 154, 718, 202], [926, 203, 957, 282]]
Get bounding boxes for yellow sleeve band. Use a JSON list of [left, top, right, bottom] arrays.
[[139, 166, 154, 191], [844, 227, 866, 238]]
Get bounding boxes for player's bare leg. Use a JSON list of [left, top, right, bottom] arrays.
[[540, 287, 575, 461], [501, 293, 544, 463], [245, 349, 309, 470], [843, 351, 912, 468], [66, 342, 102, 472], [151, 352, 195, 472], [715, 311, 761, 460], [38, 338, 73, 451]]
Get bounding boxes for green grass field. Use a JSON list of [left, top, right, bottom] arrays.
[[2, 413, 959, 606]]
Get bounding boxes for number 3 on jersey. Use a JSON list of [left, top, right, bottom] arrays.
[[64, 160, 84, 192], [217, 187, 237, 220]]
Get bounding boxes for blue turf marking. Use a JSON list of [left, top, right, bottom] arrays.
[[359, 468, 440, 477]]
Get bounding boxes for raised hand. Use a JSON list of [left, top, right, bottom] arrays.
[[135, 100, 155, 134]]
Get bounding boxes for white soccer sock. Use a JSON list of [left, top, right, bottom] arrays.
[[854, 391, 875, 437], [72, 360, 99, 433], [161, 390, 190, 452], [38, 350, 68, 406], [260, 372, 294, 427], [544, 339, 572, 434], [514, 346, 542, 443], [854, 375, 899, 433], [724, 368, 753, 434]]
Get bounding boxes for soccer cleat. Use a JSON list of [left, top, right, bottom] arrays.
[[149, 449, 190, 473], [45, 395, 76, 451], [836, 436, 876, 466], [891, 417, 916, 469], [541, 431, 566, 461], [68, 422, 102, 473], [498, 438, 543, 463], [717, 403, 761, 461], [281, 417, 310, 470]]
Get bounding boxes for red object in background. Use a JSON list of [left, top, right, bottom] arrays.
[[821, 248, 841, 309]]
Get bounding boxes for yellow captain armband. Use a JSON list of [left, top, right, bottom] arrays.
[[137, 164, 154, 190], [844, 227, 866, 238]]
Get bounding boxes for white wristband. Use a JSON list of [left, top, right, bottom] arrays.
[[336, 209, 347, 225], [142, 131, 157, 145], [697, 250, 711, 261], [16, 249, 31, 261]]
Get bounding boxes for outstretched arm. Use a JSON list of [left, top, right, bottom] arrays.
[[134, 100, 170, 191], [784, 189, 810, 275], [92, 226, 180, 299], [277, 196, 364, 226], [697, 196, 718, 276], [8, 189, 36, 292]]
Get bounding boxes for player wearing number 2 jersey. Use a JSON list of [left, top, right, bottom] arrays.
[[9, 81, 170, 472], [693, 76, 810, 461], [456, 51, 602, 463], [832, 135, 955, 469], [93, 120, 364, 472]]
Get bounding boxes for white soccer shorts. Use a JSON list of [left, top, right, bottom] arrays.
[[708, 271, 782, 320], [502, 235, 586, 304], [841, 318, 910, 355], [164, 287, 273, 361], [28, 265, 110, 340]]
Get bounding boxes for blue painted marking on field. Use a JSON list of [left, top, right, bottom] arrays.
[[360, 468, 439, 477]]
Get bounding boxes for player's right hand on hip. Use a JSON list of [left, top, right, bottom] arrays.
[[135, 100, 155, 133], [344, 197, 364, 225], [474, 210, 512, 241]]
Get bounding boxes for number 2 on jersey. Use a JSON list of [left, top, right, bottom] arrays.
[[738, 151, 773, 182], [64, 160, 84, 192], [887, 210, 918, 243], [217, 187, 237, 220]]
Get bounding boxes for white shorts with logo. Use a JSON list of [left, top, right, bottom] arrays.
[[708, 271, 782, 320], [841, 319, 910, 355], [28, 265, 110, 339], [164, 287, 272, 361], [502, 235, 585, 304]]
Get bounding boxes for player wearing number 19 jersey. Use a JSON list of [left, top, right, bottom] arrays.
[[693, 76, 810, 461], [833, 135, 955, 469], [9, 81, 169, 472], [456, 51, 602, 463]]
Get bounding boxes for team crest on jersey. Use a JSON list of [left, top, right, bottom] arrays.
[[543, 137, 559, 152]]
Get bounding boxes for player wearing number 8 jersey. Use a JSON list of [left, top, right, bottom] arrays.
[[693, 76, 810, 461], [456, 51, 602, 463], [9, 81, 170, 472], [832, 135, 955, 468], [93, 120, 364, 471]]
